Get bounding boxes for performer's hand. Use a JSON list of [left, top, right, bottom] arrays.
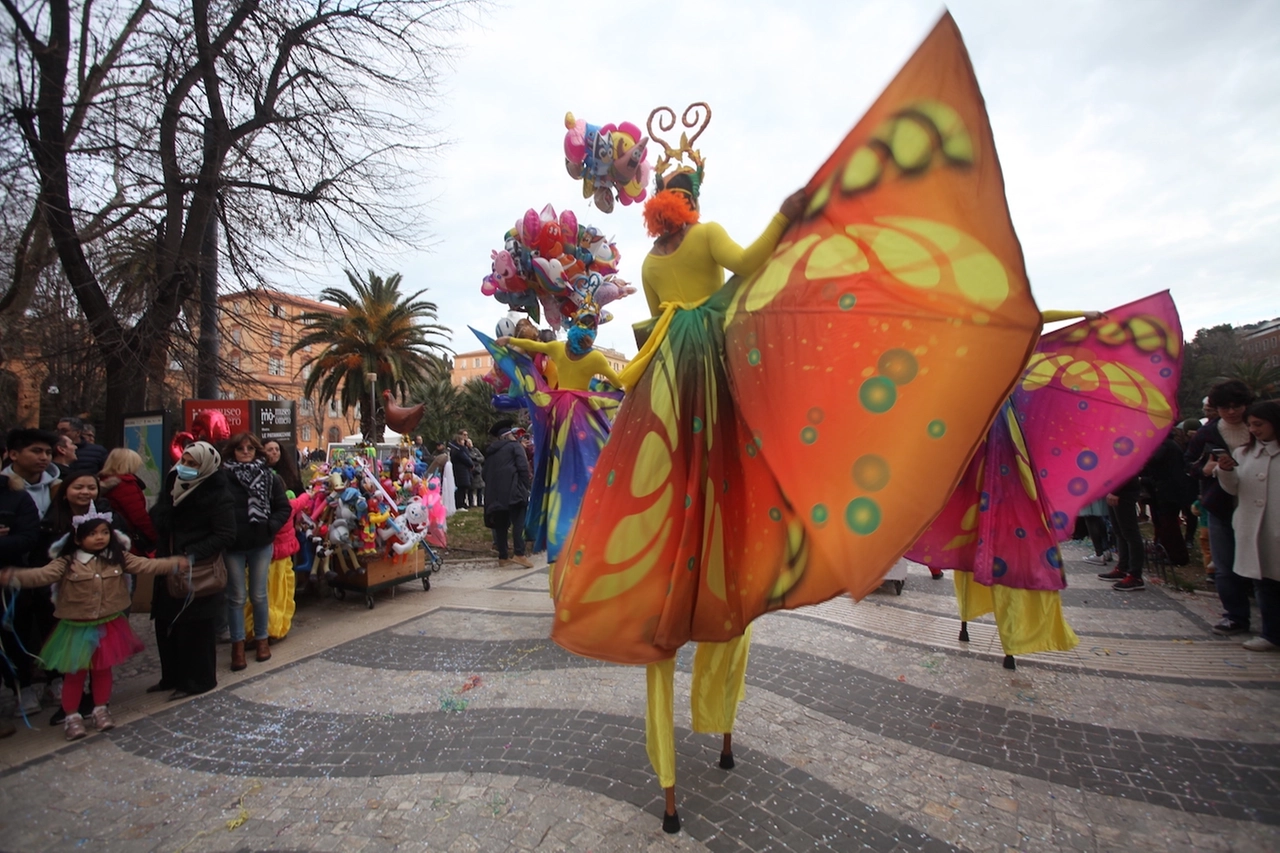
[[1105, 493, 1120, 507], [779, 189, 806, 222], [1215, 452, 1236, 472], [0, 568, 15, 588], [1083, 311, 1105, 320], [495, 336, 510, 347]]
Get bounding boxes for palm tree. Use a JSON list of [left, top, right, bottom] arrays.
[[1216, 360, 1280, 401], [292, 270, 451, 441]]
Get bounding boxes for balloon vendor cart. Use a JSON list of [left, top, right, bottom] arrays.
[[308, 446, 446, 610], [326, 541, 441, 610]]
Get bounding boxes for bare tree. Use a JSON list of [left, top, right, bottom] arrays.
[[1, 0, 474, 445]]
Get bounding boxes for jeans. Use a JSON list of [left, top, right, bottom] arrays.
[[490, 502, 527, 559], [1083, 516, 1110, 556], [224, 543, 273, 642], [1208, 513, 1251, 628], [1108, 498, 1144, 579]]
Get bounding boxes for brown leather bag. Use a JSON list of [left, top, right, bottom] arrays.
[[167, 552, 227, 599]]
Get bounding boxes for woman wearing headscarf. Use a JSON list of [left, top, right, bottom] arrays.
[[221, 432, 290, 671], [149, 441, 235, 699]]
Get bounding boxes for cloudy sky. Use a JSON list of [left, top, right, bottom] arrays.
[[289, 0, 1280, 356]]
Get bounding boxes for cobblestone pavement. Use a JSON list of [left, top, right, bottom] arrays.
[[2, 541, 1278, 852]]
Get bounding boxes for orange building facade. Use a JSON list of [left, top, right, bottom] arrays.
[[214, 289, 360, 449]]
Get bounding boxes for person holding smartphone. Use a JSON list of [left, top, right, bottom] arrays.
[[1212, 401, 1280, 651], [1187, 380, 1256, 634]]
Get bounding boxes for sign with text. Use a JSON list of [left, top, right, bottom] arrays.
[[251, 400, 296, 444], [182, 399, 251, 435]]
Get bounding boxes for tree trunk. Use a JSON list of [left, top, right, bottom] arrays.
[[100, 349, 151, 449], [196, 206, 220, 398]]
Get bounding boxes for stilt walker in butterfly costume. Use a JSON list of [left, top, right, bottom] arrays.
[[909, 293, 1183, 668], [476, 295, 624, 565], [551, 15, 1045, 831]]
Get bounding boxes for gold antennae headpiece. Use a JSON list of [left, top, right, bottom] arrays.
[[647, 102, 711, 198]]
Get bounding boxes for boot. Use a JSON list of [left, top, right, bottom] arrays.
[[230, 641, 247, 672], [255, 639, 271, 663]]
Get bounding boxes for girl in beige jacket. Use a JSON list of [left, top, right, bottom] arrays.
[[1, 509, 184, 739]]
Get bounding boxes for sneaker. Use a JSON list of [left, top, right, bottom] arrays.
[[15, 685, 41, 717], [1242, 637, 1279, 652], [509, 555, 534, 568], [1096, 568, 1126, 580], [1083, 553, 1111, 566], [90, 705, 115, 731], [63, 712, 87, 741], [1212, 619, 1248, 636], [1112, 576, 1145, 591]]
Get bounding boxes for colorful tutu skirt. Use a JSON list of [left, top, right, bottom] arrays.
[[39, 613, 145, 674]]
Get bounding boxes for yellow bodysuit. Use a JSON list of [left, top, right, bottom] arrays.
[[508, 339, 620, 391], [620, 215, 790, 390]]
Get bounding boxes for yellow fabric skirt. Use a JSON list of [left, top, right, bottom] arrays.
[[953, 572, 1078, 656], [644, 625, 752, 788], [245, 557, 296, 640]]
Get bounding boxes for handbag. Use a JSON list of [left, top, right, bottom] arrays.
[[167, 552, 228, 598]]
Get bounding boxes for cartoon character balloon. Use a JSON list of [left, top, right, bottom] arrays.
[[479, 203, 630, 329], [564, 112, 651, 213]]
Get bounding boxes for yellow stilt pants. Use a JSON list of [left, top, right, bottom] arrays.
[[645, 625, 753, 788], [245, 557, 296, 640]]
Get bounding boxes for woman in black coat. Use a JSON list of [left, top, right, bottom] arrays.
[[150, 441, 236, 700]]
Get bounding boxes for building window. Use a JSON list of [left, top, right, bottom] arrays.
[[300, 399, 314, 414], [231, 328, 242, 345], [231, 300, 243, 315], [327, 400, 339, 417], [271, 329, 283, 347], [268, 393, 282, 401], [168, 358, 182, 371], [328, 426, 340, 443], [229, 355, 241, 370], [300, 425, 311, 442], [268, 356, 285, 376], [270, 303, 283, 318]]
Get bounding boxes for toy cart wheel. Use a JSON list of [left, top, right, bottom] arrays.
[[422, 575, 431, 591], [364, 595, 375, 610], [894, 580, 904, 596], [432, 558, 443, 573], [333, 587, 346, 600]]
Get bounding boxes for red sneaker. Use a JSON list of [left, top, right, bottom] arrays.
[[1096, 568, 1126, 580], [1112, 576, 1145, 591]]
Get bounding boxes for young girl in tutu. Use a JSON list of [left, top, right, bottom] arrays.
[[1, 508, 186, 740]]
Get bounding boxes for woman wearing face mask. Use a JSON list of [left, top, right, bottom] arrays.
[[148, 442, 235, 699]]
